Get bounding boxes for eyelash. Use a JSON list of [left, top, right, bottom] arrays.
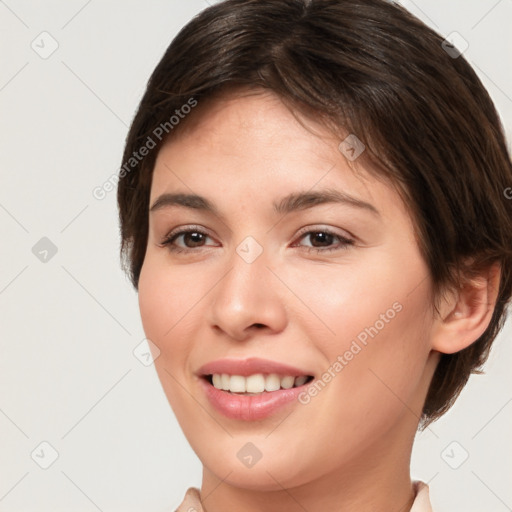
[[159, 225, 354, 254]]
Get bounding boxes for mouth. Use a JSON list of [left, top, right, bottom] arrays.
[[203, 373, 315, 395], [200, 373, 315, 421], [197, 357, 316, 420]]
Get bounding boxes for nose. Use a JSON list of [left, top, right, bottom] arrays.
[[207, 244, 288, 342]]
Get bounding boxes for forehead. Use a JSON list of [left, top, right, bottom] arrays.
[[167, 90, 338, 163], [149, 90, 410, 228], [153, 92, 363, 185]]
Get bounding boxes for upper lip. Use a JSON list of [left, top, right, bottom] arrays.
[[197, 357, 313, 377]]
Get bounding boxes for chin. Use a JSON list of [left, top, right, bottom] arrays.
[[195, 437, 319, 491]]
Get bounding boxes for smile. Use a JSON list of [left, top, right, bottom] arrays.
[[200, 376, 315, 421], [208, 373, 313, 394]]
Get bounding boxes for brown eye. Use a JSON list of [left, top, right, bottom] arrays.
[[295, 229, 354, 253], [160, 227, 217, 253], [307, 231, 335, 247], [178, 231, 207, 248]]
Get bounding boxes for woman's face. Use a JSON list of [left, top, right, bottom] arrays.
[[138, 90, 439, 490]]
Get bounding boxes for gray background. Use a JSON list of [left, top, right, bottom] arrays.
[[0, 1, 511, 511]]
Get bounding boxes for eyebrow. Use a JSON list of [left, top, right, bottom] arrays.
[[149, 189, 380, 217]]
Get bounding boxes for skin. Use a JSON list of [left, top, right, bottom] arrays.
[[137, 89, 499, 512]]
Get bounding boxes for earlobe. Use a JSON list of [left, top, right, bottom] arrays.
[[431, 262, 501, 355]]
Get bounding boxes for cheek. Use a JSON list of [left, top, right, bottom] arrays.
[[289, 249, 433, 424], [138, 258, 201, 419], [285, 248, 430, 356], [138, 254, 202, 342], [138, 264, 169, 343], [137, 257, 196, 394], [281, 289, 432, 480]]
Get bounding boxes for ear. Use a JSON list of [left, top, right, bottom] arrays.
[[431, 262, 501, 354]]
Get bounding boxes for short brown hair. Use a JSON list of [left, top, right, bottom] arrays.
[[117, 0, 512, 426]]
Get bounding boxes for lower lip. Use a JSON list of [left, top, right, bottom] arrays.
[[200, 378, 310, 421]]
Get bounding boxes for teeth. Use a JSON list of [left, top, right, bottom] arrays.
[[210, 373, 310, 393], [246, 374, 265, 393], [229, 375, 246, 392], [280, 376, 295, 389], [221, 373, 230, 391], [265, 373, 281, 392], [294, 375, 308, 387], [212, 374, 222, 389]]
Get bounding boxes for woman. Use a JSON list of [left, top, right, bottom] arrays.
[[117, 0, 512, 510]]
